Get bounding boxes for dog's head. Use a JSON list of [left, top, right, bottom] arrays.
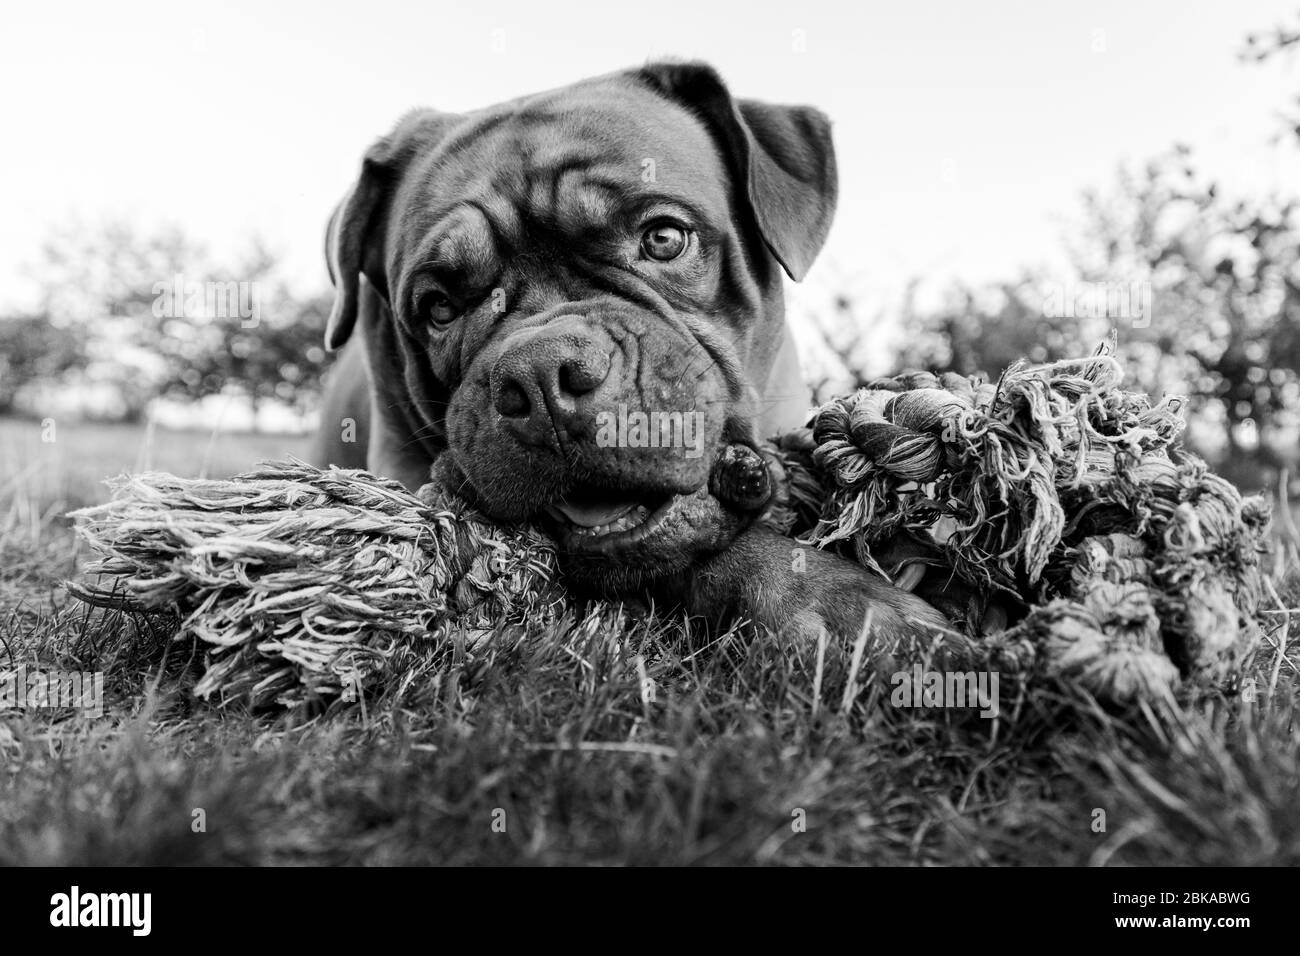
[[325, 62, 837, 586]]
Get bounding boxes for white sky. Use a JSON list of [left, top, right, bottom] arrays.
[[4, 0, 1299, 319]]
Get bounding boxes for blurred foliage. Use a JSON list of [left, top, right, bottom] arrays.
[[0, 314, 85, 414], [28, 220, 207, 420], [892, 276, 1085, 376], [148, 240, 331, 418], [3, 221, 329, 428], [1075, 150, 1300, 471]]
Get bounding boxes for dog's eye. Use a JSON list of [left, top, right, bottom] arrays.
[[416, 289, 458, 328], [640, 222, 689, 262]]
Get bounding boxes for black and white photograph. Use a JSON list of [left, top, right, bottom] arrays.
[[1, 0, 1297, 914]]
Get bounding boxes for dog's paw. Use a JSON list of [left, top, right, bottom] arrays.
[[708, 444, 772, 512], [780, 550, 951, 645], [685, 527, 951, 645]]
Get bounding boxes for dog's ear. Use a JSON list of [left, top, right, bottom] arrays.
[[325, 109, 460, 351], [635, 62, 838, 281], [324, 152, 388, 351]]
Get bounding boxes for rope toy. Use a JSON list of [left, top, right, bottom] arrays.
[[69, 469, 564, 708], [790, 340, 1270, 703], [68, 340, 1271, 709]]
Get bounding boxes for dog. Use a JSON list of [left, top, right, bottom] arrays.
[[312, 61, 948, 643]]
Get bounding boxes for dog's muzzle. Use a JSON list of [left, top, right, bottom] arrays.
[[490, 315, 614, 451]]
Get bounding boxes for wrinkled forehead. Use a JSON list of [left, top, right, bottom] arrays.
[[395, 83, 733, 257]]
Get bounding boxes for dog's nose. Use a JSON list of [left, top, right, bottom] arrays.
[[492, 324, 613, 443]]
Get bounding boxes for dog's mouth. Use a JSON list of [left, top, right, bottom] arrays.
[[542, 485, 677, 551]]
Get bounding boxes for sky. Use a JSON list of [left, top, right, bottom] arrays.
[[4, 0, 1299, 327]]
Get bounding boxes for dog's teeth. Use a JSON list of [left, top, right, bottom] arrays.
[[567, 502, 654, 540]]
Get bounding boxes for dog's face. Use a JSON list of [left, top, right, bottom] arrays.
[[324, 63, 836, 587]]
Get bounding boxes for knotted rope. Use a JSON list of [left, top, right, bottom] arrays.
[[795, 340, 1270, 702]]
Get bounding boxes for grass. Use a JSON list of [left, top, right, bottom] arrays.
[[1, 414, 1299, 865]]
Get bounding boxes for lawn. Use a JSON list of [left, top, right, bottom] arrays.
[[1, 414, 1298, 865]]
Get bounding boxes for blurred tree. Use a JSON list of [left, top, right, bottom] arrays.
[[1069, 148, 1300, 475], [1242, 10, 1300, 146], [1242, 13, 1300, 58], [799, 276, 895, 402], [32, 220, 209, 421], [29, 221, 331, 429], [150, 243, 331, 428], [892, 276, 1093, 378], [0, 314, 86, 415]]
